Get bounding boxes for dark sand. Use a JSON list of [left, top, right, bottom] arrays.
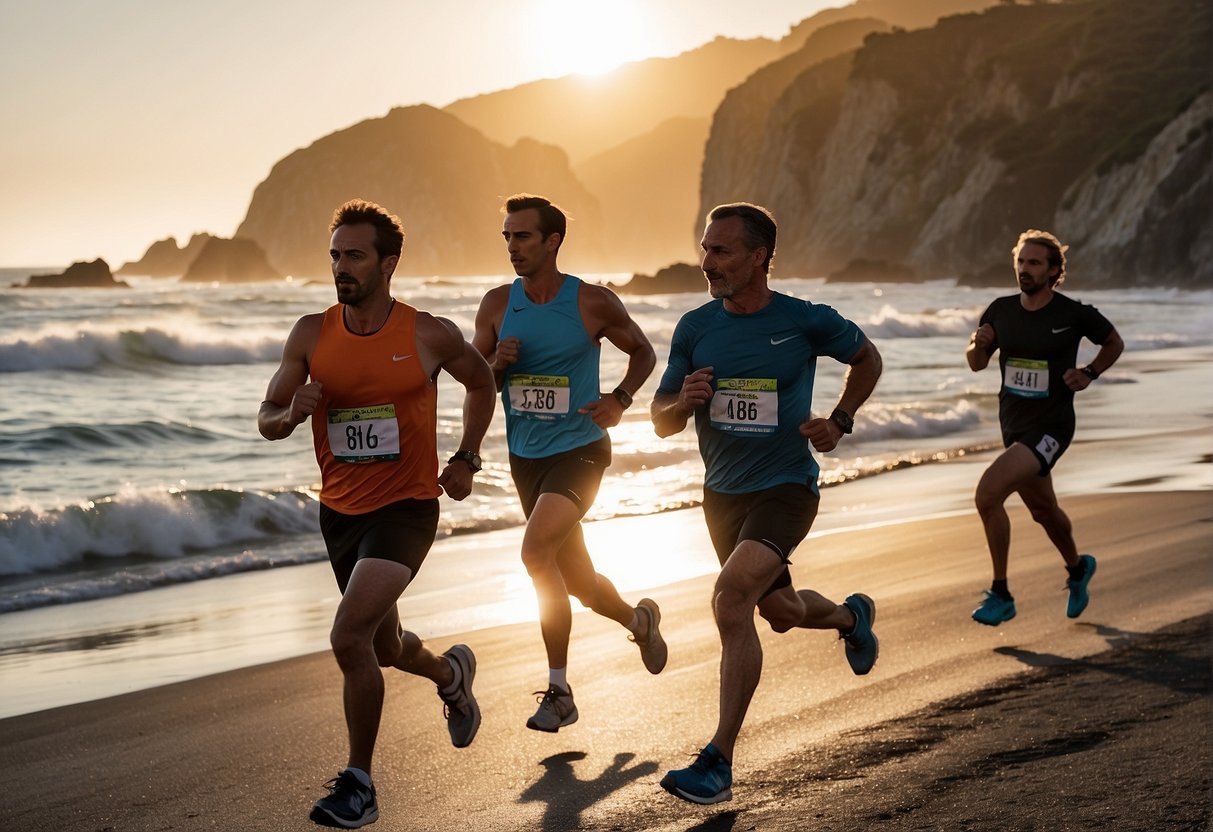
[[2, 491, 1210, 831]]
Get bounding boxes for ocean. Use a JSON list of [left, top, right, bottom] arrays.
[[1, 267, 1209, 716]]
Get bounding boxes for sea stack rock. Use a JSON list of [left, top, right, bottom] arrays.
[[826, 258, 920, 283], [181, 237, 282, 283], [612, 262, 704, 295], [118, 233, 214, 277], [25, 259, 128, 288]]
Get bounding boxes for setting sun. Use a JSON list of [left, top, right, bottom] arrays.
[[527, 0, 657, 77]]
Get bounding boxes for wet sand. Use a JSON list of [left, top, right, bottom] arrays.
[[3, 487, 1209, 831]]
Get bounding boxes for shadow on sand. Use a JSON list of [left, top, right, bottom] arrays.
[[994, 620, 1210, 696], [518, 750, 659, 832]]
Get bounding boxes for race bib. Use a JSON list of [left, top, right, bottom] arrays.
[[1004, 358, 1048, 398], [709, 378, 778, 434], [327, 404, 401, 462], [508, 374, 571, 419]]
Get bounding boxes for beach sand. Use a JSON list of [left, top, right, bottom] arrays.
[[3, 474, 1209, 830]]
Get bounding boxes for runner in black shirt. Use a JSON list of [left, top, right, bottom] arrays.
[[965, 229, 1123, 626]]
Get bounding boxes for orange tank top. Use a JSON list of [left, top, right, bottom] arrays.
[[309, 301, 440, 513]]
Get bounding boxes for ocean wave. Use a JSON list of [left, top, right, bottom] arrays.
[[857, 399, 983, 441], [861, 304, 976, 339], [0, 325, 282, 372], [0, 421, 226, 455], [0, 486, 320, 577], [0, 546, 329, 614]]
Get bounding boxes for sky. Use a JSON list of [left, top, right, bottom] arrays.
[[0, 0, 841, 269]]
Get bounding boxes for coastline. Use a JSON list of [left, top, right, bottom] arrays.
[[1, 345, 1210, 720]]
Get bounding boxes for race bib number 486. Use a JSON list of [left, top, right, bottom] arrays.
[[508, 374, 571, 419], [327, 404, 401, 462], [710, 378, 778, 434]]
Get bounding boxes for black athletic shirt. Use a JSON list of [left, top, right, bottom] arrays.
[[978, 292, 1114, 437]]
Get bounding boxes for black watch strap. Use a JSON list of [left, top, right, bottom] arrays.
[[611, 387, 633, 409], [448, 450, 482, 473], [829, 407, 854, 435], [1081, 365, 1100, 381]]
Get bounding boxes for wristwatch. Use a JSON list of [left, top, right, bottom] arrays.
[[611, 387, 633, 409], [448, 450, 482, 473], [1081, 365, 1100, 381], [829, 407, 854, 435]]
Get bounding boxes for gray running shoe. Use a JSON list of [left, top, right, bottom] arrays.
[[526, 684, 578, 732], [629, 598, 668, 674], [439, 644, 480, 748]]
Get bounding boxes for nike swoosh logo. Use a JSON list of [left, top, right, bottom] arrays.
[[1052, 327, 1071, 334], [392, 354, 413, 362], [512, 306, 527, 312], [770, 335, 797, 345]]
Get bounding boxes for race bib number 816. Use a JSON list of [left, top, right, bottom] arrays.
[[327, 404, 401, 462]]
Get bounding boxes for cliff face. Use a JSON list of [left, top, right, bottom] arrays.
[[444, 37, 782, 166], [699, 0, 1212, 286], [235, 106, 602, 278], [573, 116, 710, 273]]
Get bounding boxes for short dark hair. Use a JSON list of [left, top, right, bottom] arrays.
[[708, 203, 778, 273], [503, 193, 568, 249], [330, 199, 405, 259], [1013, 229, 1067, 287]]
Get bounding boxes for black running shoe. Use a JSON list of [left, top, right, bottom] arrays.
[[309, 769, 378, 828]]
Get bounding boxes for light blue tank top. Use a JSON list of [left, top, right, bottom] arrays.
[[499, 275, 605, 458]]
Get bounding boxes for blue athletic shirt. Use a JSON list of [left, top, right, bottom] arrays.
[[657, 292, 865, 494], [499, 275, 606, 459]]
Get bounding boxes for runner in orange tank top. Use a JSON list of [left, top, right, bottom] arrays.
[[259, 200, 495, 830]]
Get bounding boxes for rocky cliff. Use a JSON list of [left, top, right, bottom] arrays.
[[444, 37, 784, 166], [573, 117, 710, 273], [235, 105, 603, 278], [699, 0, 1212, 286]]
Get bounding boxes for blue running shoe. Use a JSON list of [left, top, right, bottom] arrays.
[[309, 770, 378, 829], [660, 743, 733, 805], [972, 590, 1016, 626], [841, 593, 879, 675], [1066, 554, 1097, 618]]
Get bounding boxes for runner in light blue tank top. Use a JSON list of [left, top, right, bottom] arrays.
[[499, 275, 605, 458], [472, 194, 662, 733]]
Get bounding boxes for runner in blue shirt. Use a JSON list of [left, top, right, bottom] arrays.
[[651, 202, 883, 805], [966, 229, 1123, 627], [472, 194, 666, 733]]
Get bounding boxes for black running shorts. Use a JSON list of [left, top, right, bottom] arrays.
[[319, 497, 440, 593], [702, 482, 820, 597], [1003, 421, 1075, 476], [509, 436, 611, 517]]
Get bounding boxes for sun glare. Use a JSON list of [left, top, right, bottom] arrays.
[[528, 0, 656, 77]]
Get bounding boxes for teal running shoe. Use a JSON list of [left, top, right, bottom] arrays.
[[660, 743, 733, 804], [841, 593, 879, 675], [1066, 554, 1097, 618], [972, 590, 1016, 626]]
